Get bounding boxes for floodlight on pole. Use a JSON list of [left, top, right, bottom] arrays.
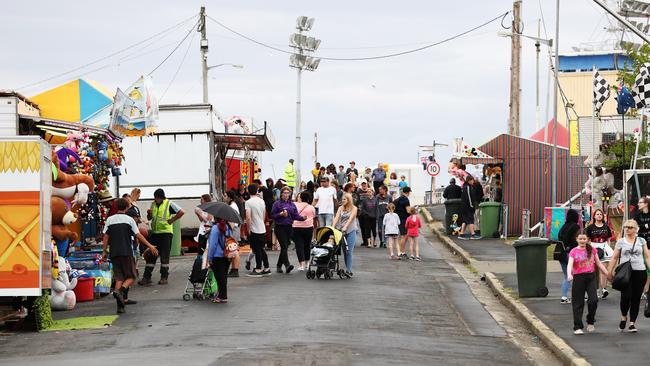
[[289, 15, 321, 186]]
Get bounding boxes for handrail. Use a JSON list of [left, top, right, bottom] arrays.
[[528, 188, 587, 234]]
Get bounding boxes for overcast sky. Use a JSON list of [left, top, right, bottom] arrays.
[[1, 0, 623, 190]]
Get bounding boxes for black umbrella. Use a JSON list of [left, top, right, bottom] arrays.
[[198, 202, 243, 224]]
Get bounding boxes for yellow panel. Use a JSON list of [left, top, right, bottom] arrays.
[[569, 120, 580, 156], [30, 80, 80, 121], [556, 70, 619, 126]]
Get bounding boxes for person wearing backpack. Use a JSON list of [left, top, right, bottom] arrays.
[[557, 209, 581, 304], [607, 219, 650, 332]]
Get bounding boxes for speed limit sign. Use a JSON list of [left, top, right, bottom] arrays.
[[426, 162, 440, 177]]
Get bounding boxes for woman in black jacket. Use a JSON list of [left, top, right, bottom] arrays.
[[459, 176, 479, 240], [557, 209, 580, 304]]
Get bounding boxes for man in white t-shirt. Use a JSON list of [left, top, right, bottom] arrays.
[[245, 184, 271, 277], [313, 178, 338, 227]]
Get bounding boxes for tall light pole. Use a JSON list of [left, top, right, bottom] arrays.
[[289, 16, 321, 186], [551, 0, 561, 206]]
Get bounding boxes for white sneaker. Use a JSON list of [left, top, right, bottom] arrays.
[[560, 297, 571, 304], [574, 329, 584, 335], [586, 324, 595, 333]]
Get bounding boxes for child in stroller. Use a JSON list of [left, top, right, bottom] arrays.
[[306, 226, 350, 280], [182, 231, 217, 300]]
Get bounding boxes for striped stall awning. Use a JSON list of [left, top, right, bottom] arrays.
[[460, 156, 503, 165]]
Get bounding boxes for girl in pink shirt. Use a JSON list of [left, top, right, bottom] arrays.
[[404, 207, 422, 261], [567, 234, 609, 335]]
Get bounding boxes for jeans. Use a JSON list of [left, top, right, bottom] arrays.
[[249, 233, 269, 270], [560, 261, 570, 298], [275, 224, 293, 269], [343, 230, 358, 273], [620, 270, 648, 322], [571, 272, 598, 330], [319, 213, 333, 227], [292, 227, 313, 262]]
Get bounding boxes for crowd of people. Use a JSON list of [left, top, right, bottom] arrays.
[[556, 200, 650, 335]]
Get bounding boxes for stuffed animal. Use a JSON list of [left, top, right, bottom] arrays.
[[52, 151, 95, 206], [51, 196, 78, 243], [50, 256, 77, 311], [450, 214, 461, 235]]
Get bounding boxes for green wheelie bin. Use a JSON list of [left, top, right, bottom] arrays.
[[443, 198, 463, 234], [479, 202, 501, 238], [513, 238, 550, 297]]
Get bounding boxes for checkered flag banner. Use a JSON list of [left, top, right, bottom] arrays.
[[632, 63, 650, 108], [593, 70, 610, 114]]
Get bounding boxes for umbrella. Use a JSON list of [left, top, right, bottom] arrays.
[[198, 202, 243, 224]]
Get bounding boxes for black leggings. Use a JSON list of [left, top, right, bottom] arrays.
[[249, 233, 269, 270], [620, 270, 648, 322], [571, 272, 598, 330], [292, 227, 313, 262], [275, 225, 293, 268], [210, 257, 230, 300], [360, 215, 376, 244]]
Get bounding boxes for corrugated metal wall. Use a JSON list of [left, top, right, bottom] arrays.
[[0, 97, 18, 136], [480, 134, 588, 235], [556, 70, 619, 126]]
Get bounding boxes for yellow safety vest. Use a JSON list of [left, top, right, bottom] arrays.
[[151, 199, 173, 234]]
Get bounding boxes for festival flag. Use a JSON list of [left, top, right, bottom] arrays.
[[632, 63, 650, 108], [110, 76, 159, 136], [593, 70, 610, 115]]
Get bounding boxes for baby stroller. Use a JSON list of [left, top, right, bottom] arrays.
[[182, 238, 217, 301], [306, 226, 349, 280]]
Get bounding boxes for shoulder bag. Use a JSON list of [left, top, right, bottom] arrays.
[[552, 241, 568, 262], [612, 238, 637, 291]]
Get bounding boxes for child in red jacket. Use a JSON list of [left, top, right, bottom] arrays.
[[404, 207, 422, 261]]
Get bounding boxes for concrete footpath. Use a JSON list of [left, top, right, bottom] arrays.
[[425, 204, 650, 366]]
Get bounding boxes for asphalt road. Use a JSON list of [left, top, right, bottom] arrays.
[[0, 229, 531, 366]]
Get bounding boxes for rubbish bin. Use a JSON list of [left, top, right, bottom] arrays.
[[171, 220, 182, 257], [513, 238, 550, 297], [444, 198, 463, 234], [479, 202, 501, 239]]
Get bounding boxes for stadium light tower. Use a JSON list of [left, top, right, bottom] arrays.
[[290, 16, 321, 186]]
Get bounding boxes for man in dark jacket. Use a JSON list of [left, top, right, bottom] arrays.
[[459, 177, 480, 240], [443, 178, 462, 200]]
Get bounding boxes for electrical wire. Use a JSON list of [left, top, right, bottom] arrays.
[[17, 14, 198, 91], [207, 11, 509, 61], [148, 18, 199, 75], [160, 29, 197, 101]]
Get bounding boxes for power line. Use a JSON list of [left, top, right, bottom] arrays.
[[148, 18, 199, 75], [160, 29, 197, 101], [17, 14, 198, 91], [207, 11, 509, 61]]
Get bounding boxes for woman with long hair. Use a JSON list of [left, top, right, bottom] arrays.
[[607, 219, 650, 332], [206, 218, 231, 303], [271, 187, 306, 273], [333, 193, 359, 277], [388, 172, 399, 199], [292, 191, 316, 270], [585, 208, 615, 298]]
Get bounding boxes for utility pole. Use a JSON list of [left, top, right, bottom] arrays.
[[420, 140, 448, 204], [508, 0, 522, 136], [535, 19, 541, 132], [200, 6, 209, 104]]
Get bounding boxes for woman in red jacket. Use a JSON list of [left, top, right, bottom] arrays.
[[404, 207, 422, 261]]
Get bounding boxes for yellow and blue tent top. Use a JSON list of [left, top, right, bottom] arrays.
[[30, 79, 113, 122]]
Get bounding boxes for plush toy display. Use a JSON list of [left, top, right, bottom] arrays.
[[51, 197, 78, 242], [52, 151, 95, 206], [448, 161, 469, 186], [50, 256, 77, 311], [584, 151, 622, 211]]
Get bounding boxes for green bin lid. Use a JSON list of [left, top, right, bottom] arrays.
[[479, 202, 501, 207], [512, 238, 551, 248]]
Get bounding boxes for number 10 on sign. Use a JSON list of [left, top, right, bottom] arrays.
[[426, 162, 440, 177]]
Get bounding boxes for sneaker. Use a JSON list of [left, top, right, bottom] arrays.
[[602, 289, 609, 299], [415, 256, 422, 261], [619, 319, 627, 331], [137, 277, 152, 286], [470, 234, 482, 240], [573, 329, 584, 335], [158, 278, 168, 285], [247, 271, 264, 277], [245, 261, 251, 271], [113, 290, 125, 308], [390, 255, 398, 260], [124, 299, 138, 305], [409, 256, 416, 260], [458, 234, 470, 240], [261, 269, 272, 276], [400, 253, 408, 259], [643, 293, 648, 300], [286, 265, 294, 274], [560, 297, 571, 304], [629, 324, 638, 333], [586, 324, 595, 333], [227, 270, 239, 278], [276, 267, 283, 274]]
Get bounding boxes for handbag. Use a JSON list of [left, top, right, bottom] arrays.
[[612, 238, 637, 291], [224, 236, 239, 259], [552, 241, 568, 261]]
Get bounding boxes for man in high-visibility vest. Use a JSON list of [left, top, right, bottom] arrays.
[[284, 159, 296, 191], [139, 188, 185, 286]]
